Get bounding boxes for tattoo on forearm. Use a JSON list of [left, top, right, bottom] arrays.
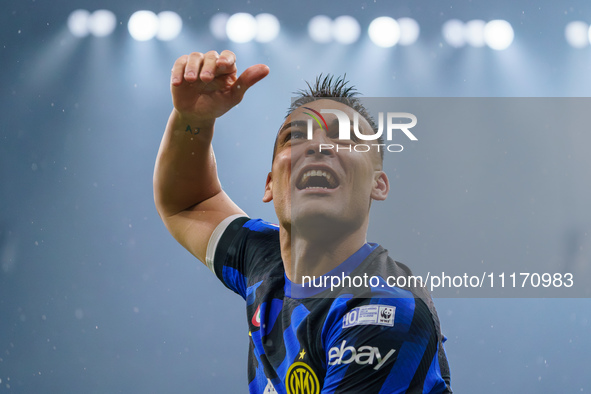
[[185, 125, 200, 135]]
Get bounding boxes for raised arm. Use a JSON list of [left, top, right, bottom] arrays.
[[153, 50, 269, 264]]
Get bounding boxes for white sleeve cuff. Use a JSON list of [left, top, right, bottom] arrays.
[[205, 214, 249, 274]]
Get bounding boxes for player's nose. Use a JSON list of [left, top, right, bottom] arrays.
[[305, 130, 334, 157]]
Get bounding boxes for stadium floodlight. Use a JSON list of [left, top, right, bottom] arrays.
[[210, 13, 229, 41], [398, 17, 419, 46], [308, 15, 333, 43], [88, 9, 117, 37], [563, 21, 589, 48], [156, 11, 182, 41], [484, 19, 514, 50], [442, 19, 466, 48], [255, 13, 280, 43], [464, 19, 486, 47], [226, 13, 257, 43], [368, 17, 400, 48], [68, 9, 91, 37], [128, 10, 159, 41], [332, 15, 360, 44]]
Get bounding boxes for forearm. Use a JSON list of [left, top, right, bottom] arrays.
[[153, 108, 220, 217], [152, 50, 267, 262]]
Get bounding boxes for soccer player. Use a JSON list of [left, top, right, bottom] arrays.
[[154, 50, 452, 393]]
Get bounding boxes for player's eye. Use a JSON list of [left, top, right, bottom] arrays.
[[327, 128, 339, 139], [329, 128, 359, 144], [284, 130, 306, 143]]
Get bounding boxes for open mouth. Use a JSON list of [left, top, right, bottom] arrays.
[[296, 169, 339, 190]]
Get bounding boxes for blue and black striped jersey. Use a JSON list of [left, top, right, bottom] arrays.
[[207, 216, 452, 394]]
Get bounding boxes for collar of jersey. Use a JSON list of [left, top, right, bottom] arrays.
[[284, 242, 378, 299]]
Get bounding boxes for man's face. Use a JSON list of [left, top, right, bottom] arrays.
[[263, 99, 389, 235]]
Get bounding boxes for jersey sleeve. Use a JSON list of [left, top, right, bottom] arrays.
[[205, 215, 280, 300], [321, 296, 452, 394]]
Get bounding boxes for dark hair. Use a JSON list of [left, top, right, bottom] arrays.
[[272, 74, 384, 162]]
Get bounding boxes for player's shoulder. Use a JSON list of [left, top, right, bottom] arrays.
[[211, 216, 279, 256], [219, 216, 279, 237], [208, 216, 282, 288], [240, 217, 280, 234]]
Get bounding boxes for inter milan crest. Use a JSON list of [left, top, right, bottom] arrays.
[[285, 362, 319, 394]]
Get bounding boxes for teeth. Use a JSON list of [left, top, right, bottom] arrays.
[[298, 169, 336, 189], [302, 170, 331, 180]]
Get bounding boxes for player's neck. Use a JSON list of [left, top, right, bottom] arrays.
[[280, 223, 368, 284]]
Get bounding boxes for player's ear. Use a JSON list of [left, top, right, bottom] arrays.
[[371, 171, 389, 201], [263, 172, 273, 202]]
